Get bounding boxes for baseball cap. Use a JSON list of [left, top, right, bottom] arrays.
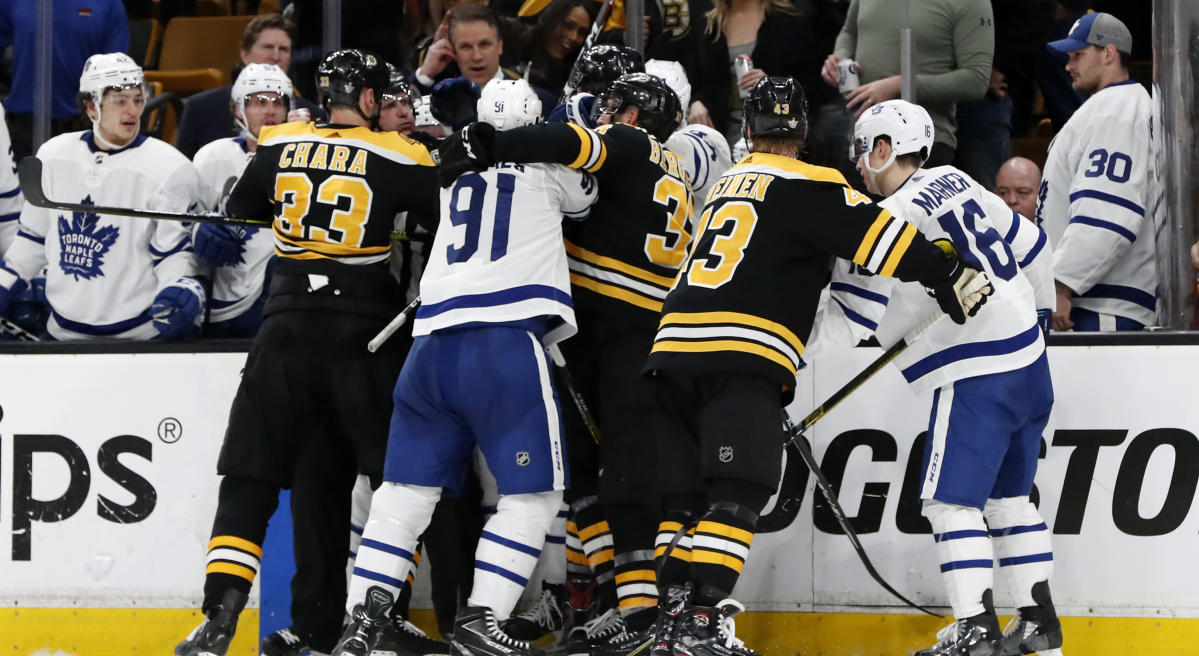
[[1049, 12, 1132, 54]]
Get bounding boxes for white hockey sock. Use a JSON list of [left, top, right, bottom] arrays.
[[346, 482, 441, 615], [540, 501, 570, 586], [924, 499, 995, 618], [468, 490, 562, 621], [346, 474, 374, 587], [984, 496, 1053, 608]]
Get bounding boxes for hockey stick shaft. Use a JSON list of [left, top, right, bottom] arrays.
[[547, 343, 602, 444], [367, 297, 421, 353], [560, 0, 616, 101], [19, 157, 271, 227], [0, 317, 39, 341]]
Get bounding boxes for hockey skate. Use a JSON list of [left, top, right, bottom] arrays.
[[915, 590, 1002, 656], [451, 605, 544, 656], [592, 623, 654, 656], [175, 588, 249, 656], [561, 575, 600, 645], [559, 608, 628, 656], [1001, 582, 1063, 656], [261, 626, 312, 656], [648, 584, 692, 656], [375, 615, 452, 656], [671, 599, 759, 656], [335, 586, 396, 656], [505, 582, 568, 642]]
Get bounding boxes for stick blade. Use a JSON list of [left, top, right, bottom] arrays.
[[17, 156, 47, 207]]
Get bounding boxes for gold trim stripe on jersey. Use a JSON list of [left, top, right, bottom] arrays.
[[652, 311, 805, 376], [566, 240, 674, 312]]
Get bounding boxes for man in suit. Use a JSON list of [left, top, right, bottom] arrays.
[[174, 13, 325, 158]]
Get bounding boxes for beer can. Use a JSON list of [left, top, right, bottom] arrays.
[[837, 58, 860, 94], [734, 54, 753, 99]]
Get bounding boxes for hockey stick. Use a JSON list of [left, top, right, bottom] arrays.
[[560, 0, 616, 102], [19, 157, 271, 227], [547, 343, 602, 444], [367, 297, 421, 353], [0, 317, 39, 341], [784, 311, 949, 617]]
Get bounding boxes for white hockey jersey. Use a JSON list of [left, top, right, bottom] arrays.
[[5, 132, 203, 340], [415, 161, 597, 346], [870, 166, 1049, 393], [192, 137, 275, 324], [665, 124, 733, 209], [0, 104, 23, 253], [1038, 80, 1156, 326]]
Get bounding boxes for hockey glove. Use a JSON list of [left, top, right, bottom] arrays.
[[924, 239, 993, 324], [0, 258, 26, 315], [430, 76, 481, 130], [7, 274, 46, 333], [436, 122, 497, 187], [150, 276, 206, 340], [195, 223, 257, 267]]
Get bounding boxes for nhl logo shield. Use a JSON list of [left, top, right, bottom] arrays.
[[718, 446, 734, 463], [516, 451, 531, 467]]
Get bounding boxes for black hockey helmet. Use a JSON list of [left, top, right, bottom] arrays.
[[570, 44, 645, 95], [315, 49, 390, 116], [383, 63, 419, 106], [742, 75, 808, 145], [592, 72, 682, 141]]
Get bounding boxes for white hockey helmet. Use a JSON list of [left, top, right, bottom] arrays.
[[232, 63, 294, 139], [850, 99, 934, 171], [645, 59, 691, 121], [476, 79, 543, 131], [78, 52, 145, 107]]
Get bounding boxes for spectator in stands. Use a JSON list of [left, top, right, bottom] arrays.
[[814, 0, 993, 183], [407, 2, 526, 82], [174, 14, 324, 159], [517, 0, 597, 94], [0, 0, 129, 160], [994, 156, 1042, 222], [1039, 12, 1155, 332], [411, 5, 556, 125], [0, 53, 205, 341], [681, 0, 836, 144]]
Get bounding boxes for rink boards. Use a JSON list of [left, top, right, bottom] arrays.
[[1, 343, 1197, 654]]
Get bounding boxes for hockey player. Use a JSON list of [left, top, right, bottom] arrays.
[[640, 78, 993, 656], [0, 103, 23, 252], [852, 99, 1061, 656], [334, 77, 597, 656], [0, 52, 204, 341], [1039, 12, 1154, 331], [439, 72, 696, 654], [644, 59, 734, 204], [191, 63, 291, 337], [176, 49, 441, 656], [549, 44, 645, 128]]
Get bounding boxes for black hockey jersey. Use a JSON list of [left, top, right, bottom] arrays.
[[644, 153, 957, 395], [493, 121, 693, 328], [229, 122, 439, 268]]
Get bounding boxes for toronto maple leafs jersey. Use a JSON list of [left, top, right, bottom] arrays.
[[4, 132, 202, 340], [414, 161, 597, 346], [192, 137, 275, 324], [1038, 80, 1156, 326], [0, 104, 23, 253], [644, 154, 960, 396], [872, 166, 1048, 393], [665, 123, 733, 211]]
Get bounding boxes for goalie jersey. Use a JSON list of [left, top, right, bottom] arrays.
[[644, 153, 960, 396], [871, 166, 1051, 393], [1038, 80, 1155, 326], [192, 137, 275, 324], [415, 161, 597, 346], [4, 132, 202, 340]]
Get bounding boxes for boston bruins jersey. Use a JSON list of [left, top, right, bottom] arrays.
[[644, 153, 960, 395], [227, 122, 439, 270], [491, 121, 693, 328]]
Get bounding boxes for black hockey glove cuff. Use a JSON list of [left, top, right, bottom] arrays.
[[435, 123, 497, 187]]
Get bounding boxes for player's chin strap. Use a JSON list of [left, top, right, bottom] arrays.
[[862, 145, 897, 192], [782, 310, 949, 618], [87, 107, 127, 152]]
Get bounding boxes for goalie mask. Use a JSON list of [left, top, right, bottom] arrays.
[[477, 79, 543, 131], [231, 63, 293, 142], [77, 52, 146, 149]]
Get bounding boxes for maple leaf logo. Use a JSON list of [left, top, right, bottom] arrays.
[[58, 196, 120, 280]]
